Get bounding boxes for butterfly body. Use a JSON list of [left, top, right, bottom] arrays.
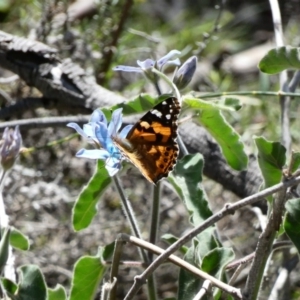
[[113, 97, 181, 184]]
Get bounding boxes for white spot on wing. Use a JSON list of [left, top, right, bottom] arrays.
[[152, 109, 162, 118]]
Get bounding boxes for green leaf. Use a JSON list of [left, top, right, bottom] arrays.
[[178, 242, 202, 300], [16, 265, 47, 300], [184, 97, 248, 171], [290, 152, 300, 174], [0, 227, 10, 272], [254, 136, 286, 190], [223, 97, 242, 111], [259, 46, 300, 74], [284, 198, 300, 253], [10, 227, 30, 251], [101, 241, 116, 260], [196, 228, 219, 259], [72, 160, 111, 231], [161, 234, 188, 255], [184, 96, 241, 112], [48, 284, 67, 300], [69, 250, 106, 300], [169, 154, 213, 226], [201, 247, 235, 279], [201, 247, 235, 299], [102, 94, 172, 117], [1, 278, 18, 297]]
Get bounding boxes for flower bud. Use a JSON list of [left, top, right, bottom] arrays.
[[173, 56, 197, 90], [0, 126, 22, 171]]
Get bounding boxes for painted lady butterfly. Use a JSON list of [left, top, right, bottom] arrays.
[[113, 97, 181, 184]]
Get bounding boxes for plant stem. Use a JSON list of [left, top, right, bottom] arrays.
[[148, 181, 161, 262], [113, 175, 148, 264], [113, 175, 157, 300]]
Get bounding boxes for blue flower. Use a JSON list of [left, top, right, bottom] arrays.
[[113, 49, 181, 79], [67, 109, 133, 177]]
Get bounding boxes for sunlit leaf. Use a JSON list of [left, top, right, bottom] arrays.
[[169, 154, 212, 226], [183, 97, 248, 171], [69, 250, 106, 300], [48, 284, 67, 300], [259, 46, 300, 74], [72, 160, 111, 231], [10, 227, 30, 251]]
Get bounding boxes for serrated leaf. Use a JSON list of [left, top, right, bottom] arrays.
[[72, 160, 111, 231], [183, 97, 248, 171], [69, 251, 106, 300], [16, 265, 47, 300], [169, 154, 213, 226], [284, 198, 300, 253], [10, 227, 30, 251], [259, 46, 300, 74], [48, 284, 67, 300], [254, 136, 286, 190]]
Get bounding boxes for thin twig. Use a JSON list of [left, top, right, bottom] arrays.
[[120, 234, 242, 299], [98, 0, 134, 85], [193, 280, 212, 300], [124, 175, 300, 299], [244, 185, 287, 299]]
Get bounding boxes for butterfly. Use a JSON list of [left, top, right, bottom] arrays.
[[113, 97, 181, 184]]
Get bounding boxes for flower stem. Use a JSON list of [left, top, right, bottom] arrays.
[[148, 181, 161, 262], [151, 68, 181, 101], [112, 175, 149, 264]]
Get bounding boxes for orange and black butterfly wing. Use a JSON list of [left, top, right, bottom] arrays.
[[115, 97, 180, 183]]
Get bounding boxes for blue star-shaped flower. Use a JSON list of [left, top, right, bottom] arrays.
[[113, 49, 181, 75], [67, 109, 133, 177]]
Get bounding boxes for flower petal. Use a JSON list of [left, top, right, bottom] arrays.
[[67, 123, 89, 139], [94, 123, 109, 149], [105, 156, 122, 176], [119, 125, 133, 138], [108, 108, 123, 136], [76, 148, 110, 160], [157, 50, 181, 69], [113, 65, 143, 73], [91, 109, 107, 126], [137, 59, 155, 70]]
